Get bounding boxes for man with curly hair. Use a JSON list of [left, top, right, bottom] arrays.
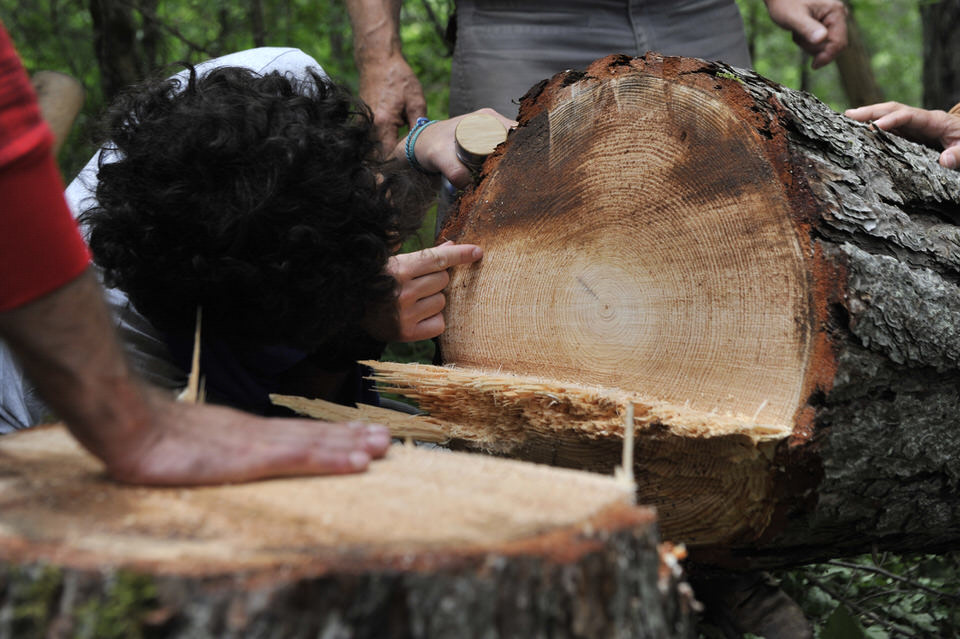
[[0, 27, 392, 485], [63, 48, 512, 417]]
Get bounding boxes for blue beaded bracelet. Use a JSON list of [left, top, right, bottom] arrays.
[[405, 116, 439, 174]]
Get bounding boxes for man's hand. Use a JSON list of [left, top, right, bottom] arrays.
[[360, 55, 427, 151], [764, 0, 847, 69], [366, 242, 483, 342], [105, 395, 391, 485], [845, 102, 960, 170]]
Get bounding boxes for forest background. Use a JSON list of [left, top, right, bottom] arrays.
[[3, 0, 960, 636]]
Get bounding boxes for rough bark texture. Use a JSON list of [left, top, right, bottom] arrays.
[[921, 0, 960, 111], [367, 54, 960, 569], [0, 426, 695, 638]]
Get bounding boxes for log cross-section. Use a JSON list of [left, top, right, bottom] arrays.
[[358, 54, 960, 568]]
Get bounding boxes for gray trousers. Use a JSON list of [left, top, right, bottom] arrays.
[[450, 0, 751, 117]]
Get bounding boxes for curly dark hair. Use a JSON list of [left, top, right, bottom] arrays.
[[81, 65, 423, 351]]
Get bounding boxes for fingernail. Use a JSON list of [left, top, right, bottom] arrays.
[[349, 450, 371, 470], [347, 421, 366, 431], [472, 247, 483, 259], [810, 27, 827, 42], [942, 154, 958, 170], [365, 428, 391, 448]]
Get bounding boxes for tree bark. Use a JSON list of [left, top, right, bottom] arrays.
[[356, 54, 960, 570], [921, 0, 960, 110], [0, 426, 694, 638]]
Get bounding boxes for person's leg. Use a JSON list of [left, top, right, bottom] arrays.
[[637, 0, 751, 68], [450, 0, 750, 118], [451, 0, 641, 117]]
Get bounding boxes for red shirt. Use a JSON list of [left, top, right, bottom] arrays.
[[0, 23, 89, 311]]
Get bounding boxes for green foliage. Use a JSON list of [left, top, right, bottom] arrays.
[[736, 0, 921, 111], [4, 564, 63, 638], [73, 571, 159, 639], [821, 605, 870, 639], [400, 0, 453, 118], [0, 0, 449, 177], [776, 552, 960, 637]]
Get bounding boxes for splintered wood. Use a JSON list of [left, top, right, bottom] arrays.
[[270, 393, 450, 442], [274, 362, 782, 546], [362, 361, 789, 452]]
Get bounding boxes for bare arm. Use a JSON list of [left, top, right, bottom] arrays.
[[764, 0, 847, 69], [845, 101, 960, 170], [0, 269, 391, 485], [346, 0, 427, 151]]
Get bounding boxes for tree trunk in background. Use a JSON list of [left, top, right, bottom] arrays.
[[0, 426, 694, 639], [251, 0, 266, 48], [89, 0, 142, 100], [139, 0, 162, 75], [835, 3, 883, 107], [921, 0, 960, 110], [328, 3, 349, 68]]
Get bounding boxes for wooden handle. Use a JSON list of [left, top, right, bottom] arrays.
[[949, 102, 960, 117], [455, 113, 508, 170], [31, 71, 85, 156]]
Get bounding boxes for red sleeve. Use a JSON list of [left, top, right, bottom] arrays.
[[0, 23, 90, 312]]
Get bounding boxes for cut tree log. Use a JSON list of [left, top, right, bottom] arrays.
[[0, 425, 695, 638], [343, 54, 960, 569]]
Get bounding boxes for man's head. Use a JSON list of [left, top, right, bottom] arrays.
[[83, 65, 421, 350]]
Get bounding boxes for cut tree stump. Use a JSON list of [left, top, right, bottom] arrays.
[[336, 54, 960, 569], [0, 425, 694, 638]]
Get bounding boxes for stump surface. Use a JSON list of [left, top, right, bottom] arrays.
[[0, 426, 695, 638], [0, 425, 639, 575]]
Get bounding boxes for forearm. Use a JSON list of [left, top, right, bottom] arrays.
[[0, 268, 151, 465], [346, 0, 404, 68]]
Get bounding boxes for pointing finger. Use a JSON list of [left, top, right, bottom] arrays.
[[404, 243, 483, 278]]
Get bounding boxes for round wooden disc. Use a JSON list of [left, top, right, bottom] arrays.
[[442, 66, 811, 428], [455, 113, 508, 168]]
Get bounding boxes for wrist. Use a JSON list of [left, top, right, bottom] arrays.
[[404, 117, 439, 175]]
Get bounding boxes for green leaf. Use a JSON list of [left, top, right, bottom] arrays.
[[820, 605, 868, 639], [863, 626, 890, 639]]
